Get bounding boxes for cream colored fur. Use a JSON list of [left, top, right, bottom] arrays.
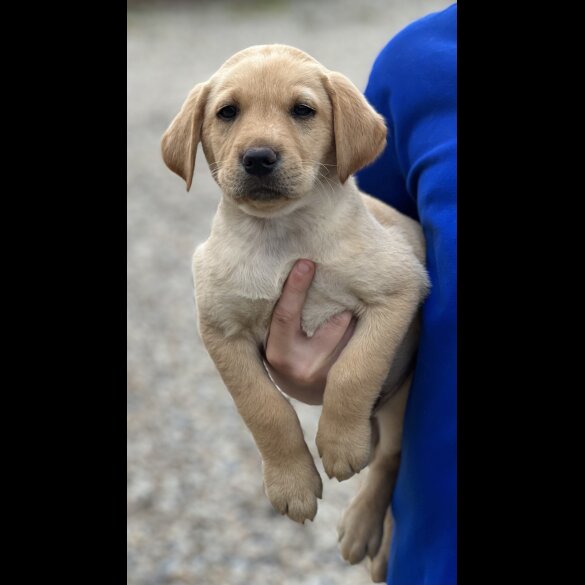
[[161, 44, 429, 583]]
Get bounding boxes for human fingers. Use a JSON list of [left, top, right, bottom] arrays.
[[269, 259, 315, 338]]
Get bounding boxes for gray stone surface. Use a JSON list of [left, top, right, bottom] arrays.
[[127, 1, 452, 583]]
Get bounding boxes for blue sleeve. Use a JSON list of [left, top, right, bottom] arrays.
[[357, 5, 457, 585]]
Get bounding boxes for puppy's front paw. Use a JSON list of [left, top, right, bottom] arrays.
[[338, 492, 386, 565], [263, 457, 323, 524], [316, 417, 371, 481]]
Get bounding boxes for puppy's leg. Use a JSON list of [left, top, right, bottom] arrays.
[[200, 322, 322, 523], [337, 380, 408, 576], [316, 295, 419, 481]]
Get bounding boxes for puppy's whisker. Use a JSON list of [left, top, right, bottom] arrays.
[[300, 159, 338, 170], [315, 171, 335, 196], [208, 160, 228, 172], [210, 160, 240, 180]]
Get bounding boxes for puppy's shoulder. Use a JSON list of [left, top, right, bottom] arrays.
[[192, 239, 219, 301], [359, 192, 425, 264], [192, 241, 208, 279]]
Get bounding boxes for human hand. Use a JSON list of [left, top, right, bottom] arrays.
[[264, 259, 356, 405]]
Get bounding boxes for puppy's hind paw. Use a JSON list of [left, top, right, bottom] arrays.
[[367, 509, 394, 583], [338, 492, 385, 565]]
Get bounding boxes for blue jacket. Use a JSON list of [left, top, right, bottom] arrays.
[[356, 5, 457, 584]]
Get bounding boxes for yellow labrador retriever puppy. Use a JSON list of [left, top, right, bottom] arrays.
[[161, 45, 429, 582]]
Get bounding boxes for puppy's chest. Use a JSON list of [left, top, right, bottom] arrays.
[[198, 249, 358, 342]]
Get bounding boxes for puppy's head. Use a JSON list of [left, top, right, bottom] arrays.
[[161, 45, 386, 217]]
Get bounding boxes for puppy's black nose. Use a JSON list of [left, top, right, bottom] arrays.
[[242, 147, 279, 176]]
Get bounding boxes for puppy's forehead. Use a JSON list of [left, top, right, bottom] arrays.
[[221, 44, 320, 70], [210, 48, 327, 104]]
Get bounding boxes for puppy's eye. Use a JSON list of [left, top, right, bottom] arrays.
[[217, 105, 238, 120], [291, 104, 315, 118]]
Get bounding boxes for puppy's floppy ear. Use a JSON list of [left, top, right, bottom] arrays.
[[323, 72, 387, 184], [161, 82, 210, 191]]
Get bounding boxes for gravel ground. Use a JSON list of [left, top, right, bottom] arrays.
[[127, 1, 452, 584]]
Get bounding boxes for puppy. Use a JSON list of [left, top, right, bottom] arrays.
[[161, 45, 429, 582]]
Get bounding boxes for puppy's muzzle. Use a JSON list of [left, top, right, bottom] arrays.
[[242, 147, 279, 177]]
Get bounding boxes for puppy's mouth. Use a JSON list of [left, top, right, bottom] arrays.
[[241, 186, 288, 201], [234, 175, 300, 202]]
